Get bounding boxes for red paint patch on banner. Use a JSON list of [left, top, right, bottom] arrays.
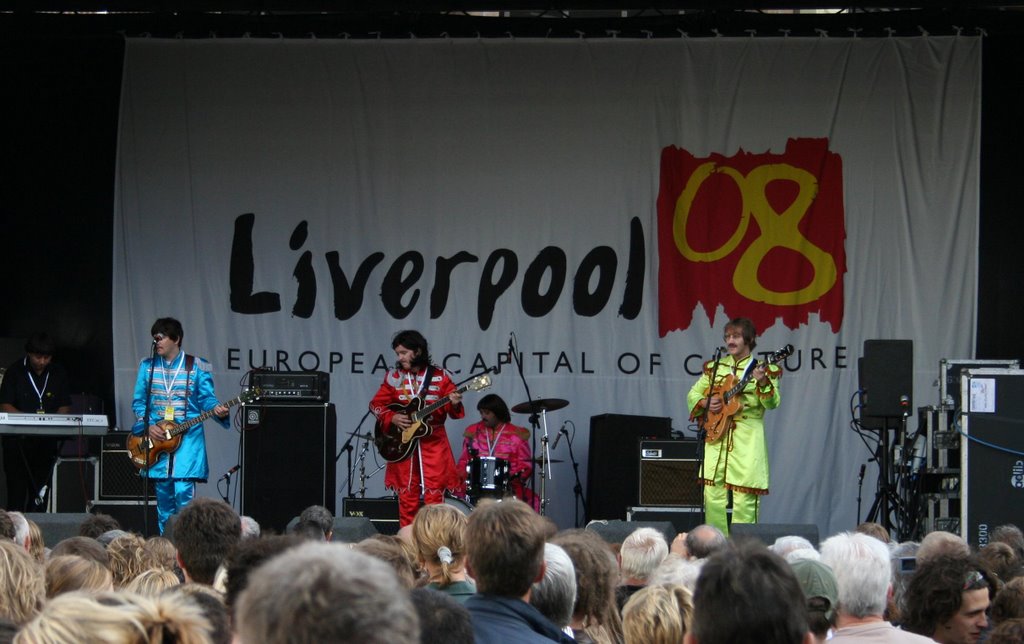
[[657, 138, 846, 336]]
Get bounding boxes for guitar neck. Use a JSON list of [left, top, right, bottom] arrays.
[[168, 396, 240, 438], [413, 383, 471, 421]]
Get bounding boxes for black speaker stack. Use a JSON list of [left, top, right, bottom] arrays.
[[586, 414, 672, 522]]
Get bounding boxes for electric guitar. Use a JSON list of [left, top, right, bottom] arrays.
[[702, 344, 793, 443], [126, 388, 261, 470], [374, 373, 492, 463]]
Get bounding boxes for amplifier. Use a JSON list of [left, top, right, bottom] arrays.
[[342, 497, 399, 535], [639, 440, 702, 507], [99, 434, 155, 500], [251, 371, 330, 402]]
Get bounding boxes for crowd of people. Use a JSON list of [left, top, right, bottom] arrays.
[[0, 499, 1021, 644]]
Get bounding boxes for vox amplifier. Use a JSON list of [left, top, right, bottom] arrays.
[[250, 370, 330, 402]]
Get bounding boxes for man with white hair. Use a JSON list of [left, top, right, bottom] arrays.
[[820, 532, 932, 642], [616, 526, 669, 609], [529, 543, 577, 634], [7, 511, 29, 550]]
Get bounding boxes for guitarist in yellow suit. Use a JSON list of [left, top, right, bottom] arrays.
[[687, 317, 782, 536]]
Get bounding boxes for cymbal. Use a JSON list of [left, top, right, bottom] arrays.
[[511, 398, 569, 414], [531, 458, 565, 464]]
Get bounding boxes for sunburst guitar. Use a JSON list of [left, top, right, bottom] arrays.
[[702, 344, 793, 443], [374, 373, 492, 463], [126, 388, 261, 470]]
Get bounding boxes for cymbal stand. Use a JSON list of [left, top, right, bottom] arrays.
[[535, 408, 553, 516], [562, 422, 587, 527]]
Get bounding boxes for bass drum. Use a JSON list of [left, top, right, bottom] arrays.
[[444, 495, 474, 515]]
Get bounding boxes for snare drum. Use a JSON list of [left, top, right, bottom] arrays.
[[466, 456, 510, 502], [444, 495, 474, 515]]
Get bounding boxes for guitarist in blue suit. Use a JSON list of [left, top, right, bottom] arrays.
[[370, 330, 464, 527], [132, 317, 229, 534]]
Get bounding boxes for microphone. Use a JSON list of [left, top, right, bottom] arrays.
[[507, 334, 514, 362], [858, 464, 866, 483], [552, 423, 567, 450], [219, 464, 241, 481], [899, 395, 910, 417]]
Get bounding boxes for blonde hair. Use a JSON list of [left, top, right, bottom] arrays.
[[143, 537, 179, 572], [44, 555, 113, 598], [124, 568, 181, 597], [107, 534, 150, 588], [0, 539, 45, 625], [411, 504, 468, 588], [622, 583, 693, 644], [26, 520, 46, 564], [15, 590, 212, 644]]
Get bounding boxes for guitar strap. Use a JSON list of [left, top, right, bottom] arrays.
[[419, 365, 435, 401]]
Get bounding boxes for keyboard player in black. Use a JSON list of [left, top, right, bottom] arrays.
[[0, 333, 72, 510]]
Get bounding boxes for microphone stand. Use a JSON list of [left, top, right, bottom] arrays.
[[141, 341, 158, 537], [695, 346, 726, 523], [563, 423, 587, 527], [509, 334, 546, 511], [337, 410, 372, 501]]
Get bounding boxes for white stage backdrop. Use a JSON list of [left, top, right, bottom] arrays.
[[113, 36, 980, 536]]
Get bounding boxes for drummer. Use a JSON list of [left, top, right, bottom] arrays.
[[456, 393, 538, 510]]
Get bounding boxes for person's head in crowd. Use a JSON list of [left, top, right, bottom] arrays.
[[855, 521, 891, 544], [298, 505, 334, 540], [902, 554, 997, 644], [123, 567, 181, 596], [410, 587, 474, 644], [173, 498, 241, 585], [683, 524, 727, 560], [49, 537, 109, 567], [223, 534, 302, 610], [354, 537, 418, 589], [529, 543, 577, 629], [917, 530, 971, 564], [789, 559, 838, 642], [649, 554, 705, 592], [290, 518, 330, 542], [412, 502, 469, 588], [992, 576, 1024, 625], [106, 533, 148, 589], [163, 583, 232, 644], [25, 520, 45, 564], [685, 542, 812, 644], [234, 542, 419, 644], [95, 530, 129, 548], [619, 527, 669, 585], [888, 539, 920, 622], [7, 513, 29, 551], [239, 516, 260, 540], [77, 514, 121, 540], [142, 536, 178, 573], [0, 511, 15, 542], [15, 589, 212, 644], [44, 555, 113, 598], [771, 535, 819, 562], [980, 541, 1019, 584], [988, 617, 1024, 644], [551, 528, 625, 643], [465, 498, 547, 599], [819, 532, 891, 624], [992, 525, 1024, 563], [0, 540, 44, 626], [623, 583, 693, 644]]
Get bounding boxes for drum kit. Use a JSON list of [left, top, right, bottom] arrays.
[[463, 397, 568, 514]]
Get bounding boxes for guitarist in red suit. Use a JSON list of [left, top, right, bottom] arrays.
[[687, 317, 782, 537], [370, 330, 463, 527]]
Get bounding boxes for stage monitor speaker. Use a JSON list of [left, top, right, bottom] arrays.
[[99, 434, 155, 500], [90, 502, 162, 538], [639, 440, 701, 506], [23, 512, 91, 546], [241, 403, 336, 534], [730, 523, 820, 548], [860, 340, 913, 418], [586, 519, 677, 546], [587, 414, 672, 522], [961, 369, 1024, 547], [627, 507, 705, 534]]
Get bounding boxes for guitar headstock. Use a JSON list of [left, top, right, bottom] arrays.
[[241, 387, 263, 404], [767, 344, 795, 365], [467, 374, 493, 392]]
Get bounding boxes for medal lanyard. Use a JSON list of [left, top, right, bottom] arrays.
[[161, 352, 186, 401], [404, 370, 427, 399], [25, 357, 49, 411], [484, 423, 507, 457]]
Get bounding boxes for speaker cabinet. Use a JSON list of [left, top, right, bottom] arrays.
[[639, 440, 701, 506], [587, 414, 672, 522], [860, 340, 913, 418], [731, 523, 820, 548], [342, 497, 400, 535], [50, 458, 97, 513], [585, 519, 677, 546], [241, 403, 336, 534], [23, 512, 92, 546], [99, 434, 155, 500], [90, 501, 162, 538]]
